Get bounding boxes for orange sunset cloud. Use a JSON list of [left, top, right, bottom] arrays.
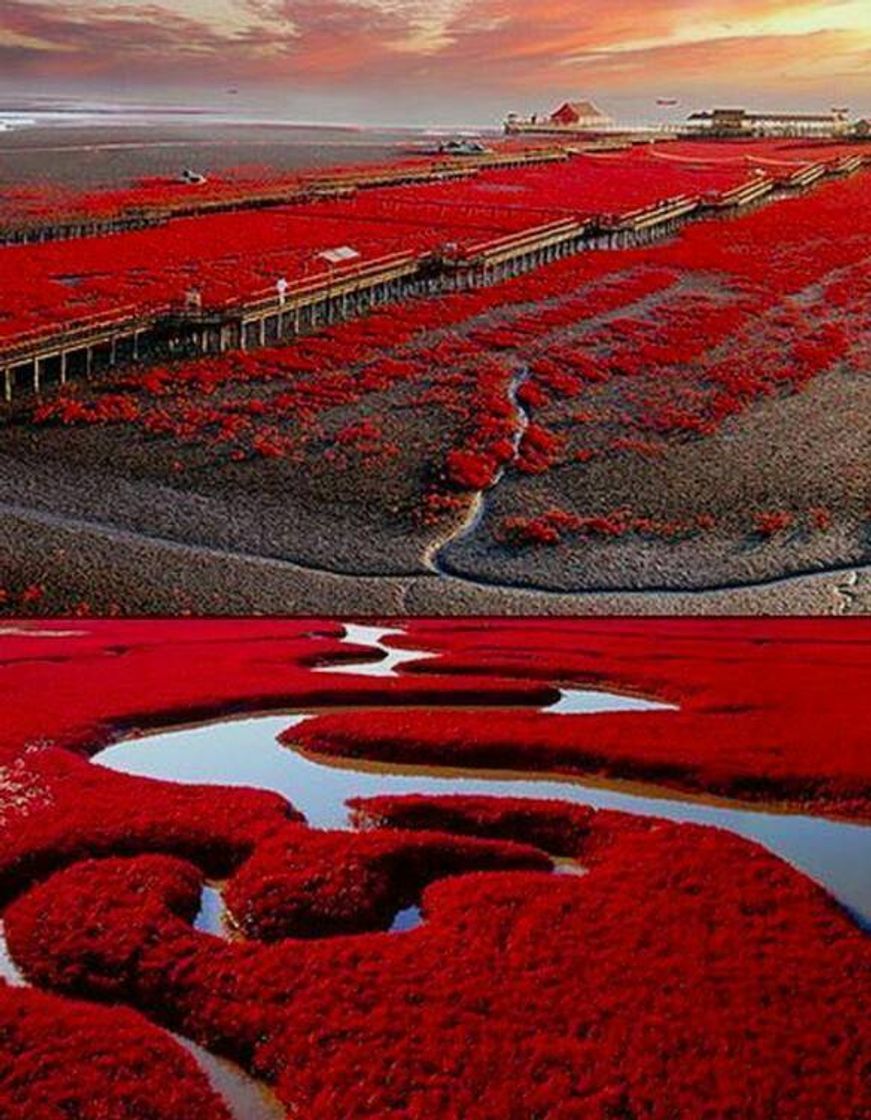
[[1, 0, 869, 120]]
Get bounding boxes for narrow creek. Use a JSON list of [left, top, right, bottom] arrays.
[[427, 366, 530, 573], [93, 710, 871, 930], [0, 917, 285, 1120]]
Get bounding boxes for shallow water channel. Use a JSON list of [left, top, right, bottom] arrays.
[[427, 367, 531, 573], [92, 623, 871, 929], [94, 709, 871, 930]]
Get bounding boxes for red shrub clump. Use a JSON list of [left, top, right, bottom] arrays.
[[753, 510, 795, 537], [349, 794, 597, 858], [4, 801, 869, 1120], [224, 823, 550, 940], [444, 448, 500, 491], [0, 981, 231, 1119]]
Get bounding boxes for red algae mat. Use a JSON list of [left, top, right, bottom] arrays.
[[0, 618, 869, 1119]]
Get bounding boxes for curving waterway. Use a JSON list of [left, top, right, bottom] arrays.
[[427, 366, 531, 575], [93, 709, 871, 930], [91, 623, 870, 929]]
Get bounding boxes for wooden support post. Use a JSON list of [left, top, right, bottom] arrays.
[[132, 331, 140, 361], [258, 318, 266, 347], [33, 358, 41, 395], [59, 350, 67, 385], [85, 347, 93, 379], [109, 337, 117, 366], [3, 368, 11, 405]]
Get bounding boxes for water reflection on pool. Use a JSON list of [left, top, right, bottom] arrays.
[[315, 623, 438, 678], [95, 712, 871, 928], [0, 922, 26, 986], [545, 689, 677, 715]]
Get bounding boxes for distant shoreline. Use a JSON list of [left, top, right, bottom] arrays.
[[0, 100, 498, 136]]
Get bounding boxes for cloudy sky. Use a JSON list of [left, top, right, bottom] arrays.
[[1, 0, 869, 124]]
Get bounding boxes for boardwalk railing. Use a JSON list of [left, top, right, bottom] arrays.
[[776, 161, 829, 190], [704, 175, 774, 210]]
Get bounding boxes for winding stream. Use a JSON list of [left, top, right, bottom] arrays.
[[0, 915, 284, 1120], [0, 922, 25, 986], [175, 1037, 285, 1120], [317, 623, 438, 676], [90, 624, 870, 926], [427, 366, 531, 573], [94, 710, 871, 929]]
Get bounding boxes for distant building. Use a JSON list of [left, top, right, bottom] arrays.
[[686, 108, 852, 139], [695, 108, 748, 136], [549, 101, 612, 128], [505, 99, 614, 135]]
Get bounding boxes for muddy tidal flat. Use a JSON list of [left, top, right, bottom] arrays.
[[0, 118, 869, 616]]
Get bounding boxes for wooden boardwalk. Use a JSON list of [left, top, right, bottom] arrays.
[[2, 152, 867, 404]]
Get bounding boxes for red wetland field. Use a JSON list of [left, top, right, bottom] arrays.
[[1, 137, 870, 615], [0, 618, 869, 1118]]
